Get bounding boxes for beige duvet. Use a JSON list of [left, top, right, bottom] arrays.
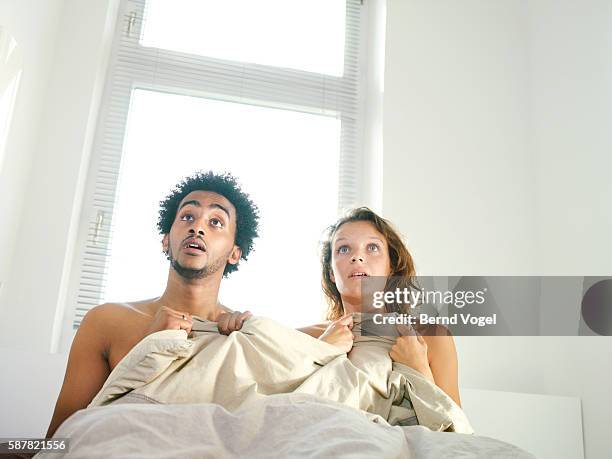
[[89, 315, 473, 434]]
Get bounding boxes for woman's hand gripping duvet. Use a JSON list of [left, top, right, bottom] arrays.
[[318, 313, 355, 353], [390, 324, 435, 384]]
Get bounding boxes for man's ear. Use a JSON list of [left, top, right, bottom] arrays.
[[227, 245, 242, 265], [162, 234, 169, 254]]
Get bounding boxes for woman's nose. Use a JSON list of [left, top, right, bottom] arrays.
[[351, 254, 364, 263]]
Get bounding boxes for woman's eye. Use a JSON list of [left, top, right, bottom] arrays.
[[337, 246, 349, 254], [210, 218, 224, 228], [367, 243, 380, 252], [180, 214, 194, 221]]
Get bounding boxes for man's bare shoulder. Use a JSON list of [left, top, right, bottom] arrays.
[[81, 301, 157, 362], [81, 301, 155, 338], [89, 300, 156, 316]]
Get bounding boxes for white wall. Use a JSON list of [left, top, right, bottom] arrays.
[[531, 0, 612, 276], [462, 388, 584, 459], [383, 1, 612, 458], [0, 0, 118, 353], [384, 0, 538, 277], [0, 350, 68, 436], [0, 0, 118, 436], [0, 0, 65, 313], [0, 0, 65, 433]]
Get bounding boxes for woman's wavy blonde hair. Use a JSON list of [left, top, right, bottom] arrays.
[[321, 207, 419, 321]]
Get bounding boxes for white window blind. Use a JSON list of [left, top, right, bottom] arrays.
[[68, 0, 365, 331]]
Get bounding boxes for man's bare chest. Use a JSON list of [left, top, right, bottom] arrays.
[[107, 315, 153, 371]]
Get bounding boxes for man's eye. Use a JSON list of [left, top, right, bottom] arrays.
[[210, 218, 224, 228], [337, 246, 349, 254], [180, 214, 194, 221], [368, 243, 380, 252]]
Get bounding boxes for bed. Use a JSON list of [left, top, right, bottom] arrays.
[[38, 316, 535, 458]]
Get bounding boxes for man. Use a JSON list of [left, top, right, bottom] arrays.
[[46, 171, 259, 438]]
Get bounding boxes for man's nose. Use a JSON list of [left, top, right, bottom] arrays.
[[188, 226, 205, 237]]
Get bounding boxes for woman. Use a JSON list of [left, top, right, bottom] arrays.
[[303, 207, 462, 408]]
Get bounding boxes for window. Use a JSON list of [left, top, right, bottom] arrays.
[[67, 0, 365, 337], [141, 0, 347, 76]]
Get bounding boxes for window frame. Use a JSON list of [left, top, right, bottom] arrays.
[[60, 0, 369, 350]]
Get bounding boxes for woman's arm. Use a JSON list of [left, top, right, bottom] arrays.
[[423, 329, 461, 408], [390, 325, 462, 408]]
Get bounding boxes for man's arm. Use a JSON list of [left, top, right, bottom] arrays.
[[46, 306, 111, 438]]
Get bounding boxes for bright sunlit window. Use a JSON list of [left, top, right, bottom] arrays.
[[104, 90, 340, 326], [70, 0, 363, 335], [141, 0, 346, 76]]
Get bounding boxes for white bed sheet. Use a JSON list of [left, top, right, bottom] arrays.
[[39, 393, 535, 459]]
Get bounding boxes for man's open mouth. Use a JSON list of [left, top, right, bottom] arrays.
[[183, 238, 206, 252]]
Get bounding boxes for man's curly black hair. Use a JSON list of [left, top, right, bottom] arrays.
[[157, 171, 259, 277]]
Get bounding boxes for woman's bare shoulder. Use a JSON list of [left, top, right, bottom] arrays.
[[414, 323, 453, 338], [297, 322, 329, 338]]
